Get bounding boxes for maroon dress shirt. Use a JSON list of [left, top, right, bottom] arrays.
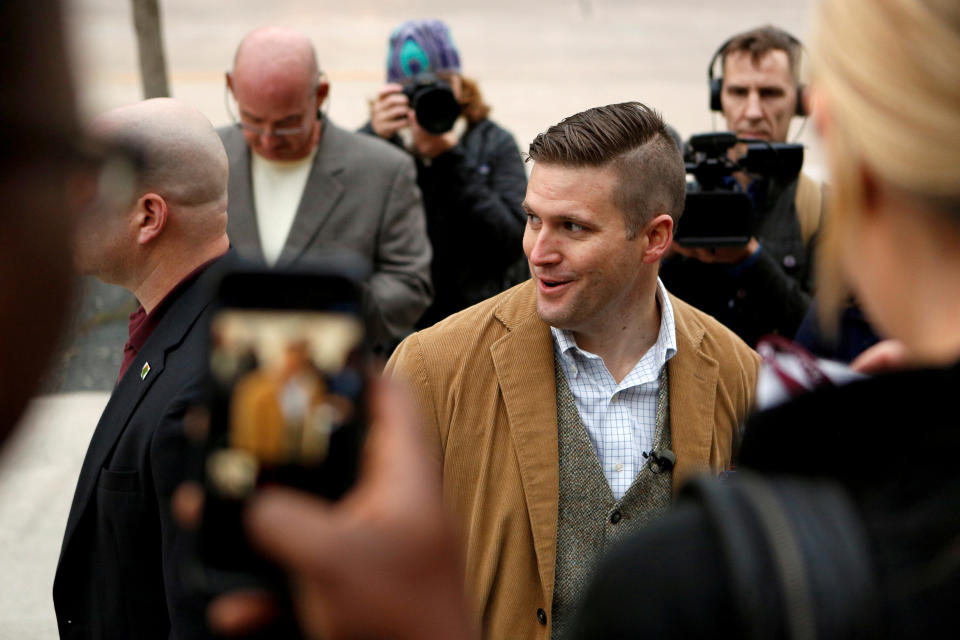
[[116, 256, 222, 383]]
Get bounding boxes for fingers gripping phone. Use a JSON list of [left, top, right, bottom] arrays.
[[187, 264, 369, 598]]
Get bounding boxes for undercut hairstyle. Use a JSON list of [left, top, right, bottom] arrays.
[[721, 25, 803, 83], [526, 101, 686, 238]]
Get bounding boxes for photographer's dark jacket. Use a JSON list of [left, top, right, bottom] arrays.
[[661, 173, 823, 347], [52, 255, 231, 640], [359, 118, 528, 328]]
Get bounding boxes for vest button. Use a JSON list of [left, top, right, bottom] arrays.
[[536, 608, 547, 625], [610, 510, 622, 524]]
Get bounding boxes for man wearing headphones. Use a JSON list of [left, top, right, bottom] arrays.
[[219, 26, 433, 351], [661, 25, 824, 347]]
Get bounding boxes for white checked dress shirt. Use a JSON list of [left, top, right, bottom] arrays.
[[551, 279, 677, 500]]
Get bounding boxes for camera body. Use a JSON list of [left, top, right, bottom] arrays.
[[402, 72, 462, 135], [676, 132, 804, 247]]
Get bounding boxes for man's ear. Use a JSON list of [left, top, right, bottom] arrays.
[[316, 79, 330, 109], [225, 71, 234, 94], [136, 193, 168, 245], [642, 213, 674, 264]]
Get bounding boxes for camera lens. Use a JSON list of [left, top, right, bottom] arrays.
[[403, 74, 462, 135]]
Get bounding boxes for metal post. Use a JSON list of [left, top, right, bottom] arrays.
[[131, 0, 170, 98]]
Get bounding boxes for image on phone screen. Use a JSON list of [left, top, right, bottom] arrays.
[[193, 306, 366, 585]]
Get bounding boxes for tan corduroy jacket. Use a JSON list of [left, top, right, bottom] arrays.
[[386, 280, 760, 640]]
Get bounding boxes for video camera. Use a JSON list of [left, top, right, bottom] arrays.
[[675, 132, 804, 246], [403, 73, 462, 135]]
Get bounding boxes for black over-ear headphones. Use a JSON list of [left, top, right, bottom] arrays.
[[708, 29, 807, 117]]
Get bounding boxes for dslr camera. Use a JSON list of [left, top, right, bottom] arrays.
[[403, 72, 462, 135], [676, 132, 803, 246]]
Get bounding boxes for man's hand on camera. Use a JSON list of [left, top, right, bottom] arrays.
[[410, 112, 458, 159], [671, 237, 760, 265], [371, 83, 410, 139], [179, 379, 478, 640]]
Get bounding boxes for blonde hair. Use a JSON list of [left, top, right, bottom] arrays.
[[811, 0, 960, 326]]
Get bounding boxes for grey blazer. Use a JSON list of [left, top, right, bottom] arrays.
[[218, 118, 433, 348]]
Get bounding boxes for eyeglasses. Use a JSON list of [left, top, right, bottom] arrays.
[[233, 118, 314, 138]]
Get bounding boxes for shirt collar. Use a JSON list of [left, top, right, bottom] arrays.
[[551, 278, 677, 376], [126, 254, 222, 354], [251, 143, 318, 171]]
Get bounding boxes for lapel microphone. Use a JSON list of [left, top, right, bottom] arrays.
[[644, 449, 677, 474]]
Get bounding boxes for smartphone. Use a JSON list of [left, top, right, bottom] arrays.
[[187, 264, 368, 596]]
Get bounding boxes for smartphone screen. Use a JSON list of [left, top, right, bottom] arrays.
[[190, 269, 367, 591]]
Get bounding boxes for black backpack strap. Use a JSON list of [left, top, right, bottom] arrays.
[[680, 473, 880, 639]]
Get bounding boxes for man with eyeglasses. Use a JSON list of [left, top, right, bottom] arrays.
[[219, 26, 433, 352]]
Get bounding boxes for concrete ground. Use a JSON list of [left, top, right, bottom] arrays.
[[3, 0, 817, 636], [0, 394, 107, 638], [64, 0, 820, 161]]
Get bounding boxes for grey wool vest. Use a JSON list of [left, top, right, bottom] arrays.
[[550, 358, 674, 639]]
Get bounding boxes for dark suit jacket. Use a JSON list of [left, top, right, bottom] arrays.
[[218, 119, 433, 349], [53, 255, 229, 640]]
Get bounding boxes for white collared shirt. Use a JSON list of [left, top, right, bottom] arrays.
[[551, 279, 677, 500]]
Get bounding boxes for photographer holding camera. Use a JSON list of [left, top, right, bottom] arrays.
[[360, 20, 528, 329], [661, 25, 824, 347]]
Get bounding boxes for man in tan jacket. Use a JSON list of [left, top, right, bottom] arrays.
[[387, 102, 759, 639]]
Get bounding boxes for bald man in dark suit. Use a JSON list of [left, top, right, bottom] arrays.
[[54, 98, 232, 640]]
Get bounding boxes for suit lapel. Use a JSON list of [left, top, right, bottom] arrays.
[[277, 120, 347, 267], [489, 284, 560, 602], [58, 260, 222, 562], [667, 295, 719, 491], [222, 127, 263, 258], [58, 342, 167, 556]]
